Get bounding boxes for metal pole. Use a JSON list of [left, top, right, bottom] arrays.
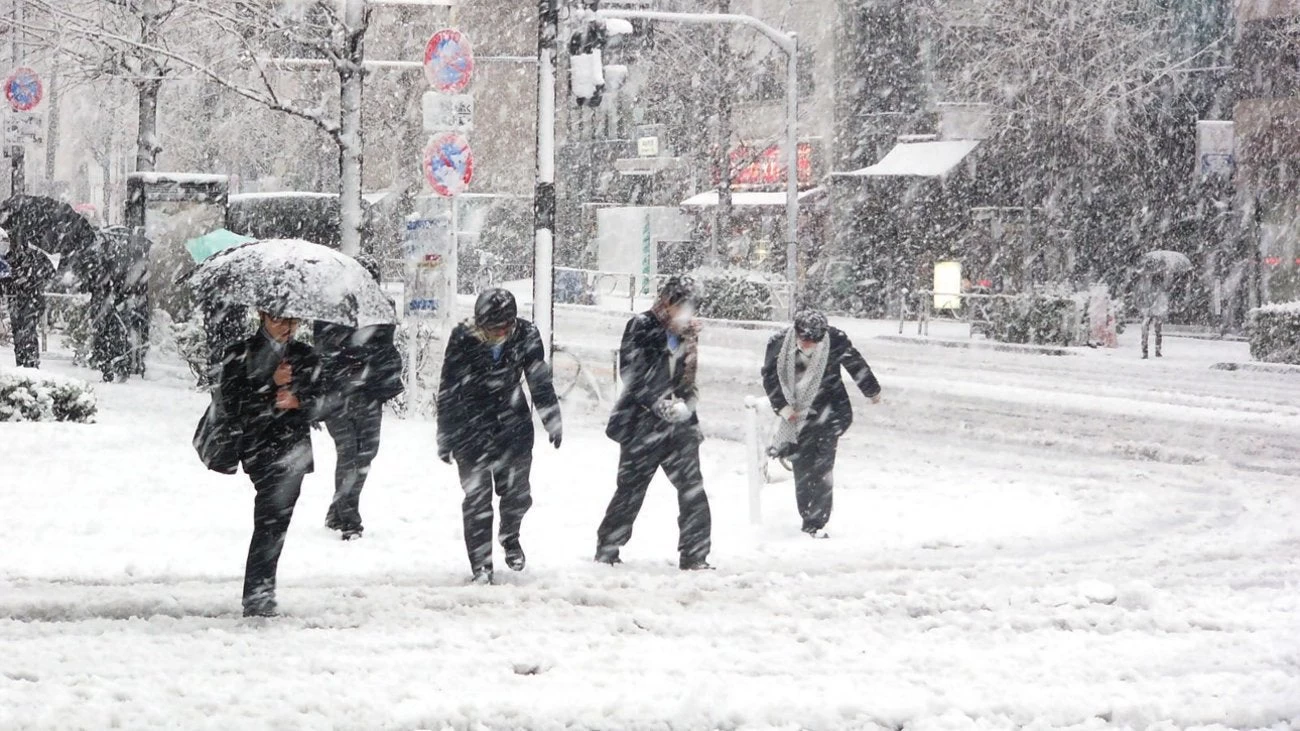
[[534, 0, 558, 357], [744, 396, 763, 524], [9, 0, 25, 196], [784, 32, 799, 318]]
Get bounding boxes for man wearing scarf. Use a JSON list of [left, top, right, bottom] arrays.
[[597, 276, 713, 570], [761, 310, 881, 538], [437, 288, 562, 585]]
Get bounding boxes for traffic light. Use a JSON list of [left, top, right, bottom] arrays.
[[569, 18, 607, 107]]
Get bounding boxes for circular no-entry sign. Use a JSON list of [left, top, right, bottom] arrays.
[[422, 132, 474, 197], [423, 29, 474, 93], [5, 67, 43, 111]]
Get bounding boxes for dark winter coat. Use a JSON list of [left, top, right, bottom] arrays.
[[215, 332, 324, 476], [761, 326, 881, 440], [313, 321, 404, 407], [436, 318, 561, 459], [606, 311, 700, 445]]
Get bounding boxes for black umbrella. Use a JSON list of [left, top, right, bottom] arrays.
[[0, 195, 98, 287]]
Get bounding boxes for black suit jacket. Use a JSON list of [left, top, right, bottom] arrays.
[[606, 311, 700, 445], [761, 327, 881, 439], [436, 318, 561, 459], [215, 333, 323, 477]]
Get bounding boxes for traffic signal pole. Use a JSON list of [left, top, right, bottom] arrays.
[[535, 0, 559, 355], [597, 8, 800, 317]]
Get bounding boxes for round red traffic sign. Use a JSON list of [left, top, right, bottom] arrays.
[[4, 67, 43, 111], [423, 29, 474, 93], [422, 132, 474, 197]]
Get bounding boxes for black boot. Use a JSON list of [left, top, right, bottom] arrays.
[[504, 541, 526, 571]]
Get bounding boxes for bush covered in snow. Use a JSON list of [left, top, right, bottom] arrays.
[[1248, 302, 1300, 364], [695, 272, 776, 322], [989, 291, 1077, 346], [0, 369, 97, 423]]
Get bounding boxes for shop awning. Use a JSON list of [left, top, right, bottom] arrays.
[[837, 140, 980, 178], [680, 187, 825, 208]]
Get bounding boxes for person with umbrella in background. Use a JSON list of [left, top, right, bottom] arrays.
[[316, 255, 404, 541], [0, 195, 98, 369], [188, 239, 397, 616], [596, 276, 713, 571], [437, 288, 562, 585], [761, 310, 882, 539], [1135, 250, 1188, 360], [84, 227, 150, 382]]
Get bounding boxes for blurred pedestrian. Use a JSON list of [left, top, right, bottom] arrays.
[[215, 311, 323, 617], [3, 232, 54, 369], [1137, 268, 1169, 359], [437, 288, 562, 585], [596, 276, 713, 571], [318, 256, 403, 541], [761, 311, 882, 538]]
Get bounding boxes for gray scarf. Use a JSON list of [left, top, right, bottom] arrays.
[[773, 326, 829, 450]]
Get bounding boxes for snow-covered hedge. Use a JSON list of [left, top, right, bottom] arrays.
[[1248, 302, 1300, 364], [695, 272, 776, 322], [989, 291, 1077, 346], [0, 368, 97, 423]]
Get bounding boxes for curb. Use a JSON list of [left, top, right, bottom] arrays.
[[1211, 361, 1300, 376], [875, 335, 1077, 357]]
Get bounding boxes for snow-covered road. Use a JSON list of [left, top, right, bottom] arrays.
[[2, 320, 1298, 730]]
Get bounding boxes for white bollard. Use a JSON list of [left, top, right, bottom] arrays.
[[744, 396, 764, 525]]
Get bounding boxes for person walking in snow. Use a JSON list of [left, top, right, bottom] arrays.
[[1136, 267, 1170, 359], [761, 310, 881, 539], [215, 311, 324, 617], [317, 257, 404, 541], [596, 276, 713, 571], [436, 288, 562, 585]]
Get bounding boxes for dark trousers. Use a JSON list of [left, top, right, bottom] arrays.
[[8, 294, 42, 369], [790, 434, 838, 532], [1141, 316, 1163, 357], [243, 461, 306, 610], [457, 442, 534, 572], [325, 400, 383, 531], [597, 428, 712, 563]]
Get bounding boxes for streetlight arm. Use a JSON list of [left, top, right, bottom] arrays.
[[596, 9, 797, 55]]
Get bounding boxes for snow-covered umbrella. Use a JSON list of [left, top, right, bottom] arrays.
[[1138, 250, 1193, 275], [187, 239, 396, 327]]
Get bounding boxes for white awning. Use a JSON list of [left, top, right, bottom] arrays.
[[839, 140, 980, 178], [680, 187, 824, 208]]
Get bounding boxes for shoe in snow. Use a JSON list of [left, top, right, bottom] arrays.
[[594, 548, 622, 565], [679, 558, 715, 571], [341, 527, 363, 541], [803, 527, 830, 540], [243, 600, 279, 618], [470, 567, 494, 585], [504, 543, 526, 571]]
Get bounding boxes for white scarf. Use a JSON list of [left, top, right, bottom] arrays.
[[774, 326, 829, 450]]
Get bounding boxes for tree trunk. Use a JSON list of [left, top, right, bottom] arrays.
[[337, 0, 367, 257], [135, 78, 163, 172]]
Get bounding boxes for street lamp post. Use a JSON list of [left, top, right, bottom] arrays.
[[535, 0, 559, 356], [596, 9, 801, 318]]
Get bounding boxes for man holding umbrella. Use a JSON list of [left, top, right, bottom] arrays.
[[1135, 250, 1190, 360], [437, 288, 562, 585], [190, 239, 397, 616]]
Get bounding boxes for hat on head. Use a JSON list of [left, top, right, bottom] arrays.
[[794, 310, 829, 342], [474, 288, 518, 330]]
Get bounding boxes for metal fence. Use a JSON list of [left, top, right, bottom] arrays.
[[899, 289, 1018, 337]]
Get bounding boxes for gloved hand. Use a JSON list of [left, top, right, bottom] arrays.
[[653, 398, 692, 424], [548, 428, 562, 449]]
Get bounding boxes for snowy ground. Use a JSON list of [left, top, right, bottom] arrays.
[[2, 315, 1299, 731]]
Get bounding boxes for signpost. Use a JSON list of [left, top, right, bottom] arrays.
[[3, 112, 44, 146], [423, 29, 475, 93], [422, 132, 474, 197], [421, 92, 474, 132], [4, 67, 43, 112]]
